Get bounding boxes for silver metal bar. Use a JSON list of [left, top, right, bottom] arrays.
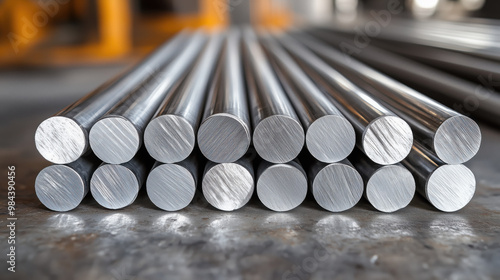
[[260, 33, 355, 163], [145, 32, 224, 163], [35, 154, 101, 211], [402, 143, 476, 212], [146, 154, 198, 211], [35, 32, 189, 164], [302, 31, 482, 164], [256, 159, 307, 212], [89, 32, 207, 164], [242, 28, 305, 164], [276, 33, 413, 165], [197, 29, 252, 163]]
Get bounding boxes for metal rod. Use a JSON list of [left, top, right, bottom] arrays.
[[256, 159, 307, 212], [260, 33, 355, 163], [89, 32, 207, 164], [197, 29, 252, 163], [35, 154, 101, 211], [276, 33, 413, 165], [35, 31, 189, 164], [146, 154, 198, 211], [303, 31, 482, 164], [402, 143, 476, 212], [350, 150, 416, 213], [242, 28, 305, 164], [145, 32, 224, 163]]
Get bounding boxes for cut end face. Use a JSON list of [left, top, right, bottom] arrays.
[[89, 117, 140, 164], [363, 116, 413, 165], [253, 115, 304, 163], [144, 115, 195, 163], [434, 115, 481, 164], [90, 164, 140, 209], [35, 116, 87, 164]]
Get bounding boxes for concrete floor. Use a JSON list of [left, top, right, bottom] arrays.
[[0, 66, 499, 280]]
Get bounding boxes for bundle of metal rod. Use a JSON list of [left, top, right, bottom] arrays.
[[35, 31, 189, 164], [242, 28, 305, 164], [260, 33, 355, 163], [146, 154, 198, 211], [402, 143, 476, 212], [197, 29, 252, 163], [299, 31, 482, 164], [201, 152, 255, 211], [256, 159, 307, 212], [350, 150, 416, 213], [35, 154, 101, 212], [90, 151, 154, 210], [89, 32, 207, 164], [275, 33, 413, 165]]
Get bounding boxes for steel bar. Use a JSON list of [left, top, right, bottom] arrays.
[[197, 29, 252, 163], [260, 33, 355, 163], [256, 159, 307, 212], [35, 31, 189, 164], [242, 28, 305, 164], [89, 32, 207, 164], [146, 155, 198, 211], [277, 33, 413, 165], [350, 150, 416, 213], [90, 151, 154, 210], [402, 143, 476, 212], [302, 31, 482, 164], [35, 154, 101, 211], [145, 32, 224, 163], [202, 152, 255, 211]]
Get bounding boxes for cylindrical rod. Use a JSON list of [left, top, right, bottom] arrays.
[[197, 29, 252, 163], [402, 143, 476, 212], [146, 155, 198, 211], [35, 32, 189, 164], [242, 28, 305, 164], [202, 153, 255, 211], [256, 159, 308, 212], [304, 31, 481, 164], [35, 154, 101, 211], [145, 32, 224, 163], [277, 33, 413, 165], [89, 32, 207, 164], [260, 33, 355, 163]]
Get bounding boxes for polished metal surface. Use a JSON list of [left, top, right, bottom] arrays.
[[308, 159, 364, 212], [277, 33, 413, 165], [35, 32, 189, 164], [146, 156, 198, 211], [145, 32, 224, 163], [242, 29, 305, 164], [256, 160, 308, 212], [261, 34, 355, 163], [202, 154, 254, 211], [402, 143, 476, 212], [35, 155, 100, 212], [305, 31, 482, 164], [89, 32, 207, 164], [198, 29, 251, 163]]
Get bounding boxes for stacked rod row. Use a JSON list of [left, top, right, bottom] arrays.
[[34, 28, 481, 214]]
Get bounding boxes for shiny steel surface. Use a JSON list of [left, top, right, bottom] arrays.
[[256, 160, 308, 212], [145, 33, 224, 163], [35, 155, 100, 212], [35, 32, 189, 164], [277, 34, 412, 165], [305, 31, 482, 164], [242, 29, 305, 164], [402, 143, 476, 212], [89, 32, 207, 164], [261, 34, 355, 163], [308, 159, 363, 212]]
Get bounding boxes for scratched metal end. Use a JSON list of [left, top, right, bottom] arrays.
[[90, 164, 140, 209], [434, 115, 481, 164]]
